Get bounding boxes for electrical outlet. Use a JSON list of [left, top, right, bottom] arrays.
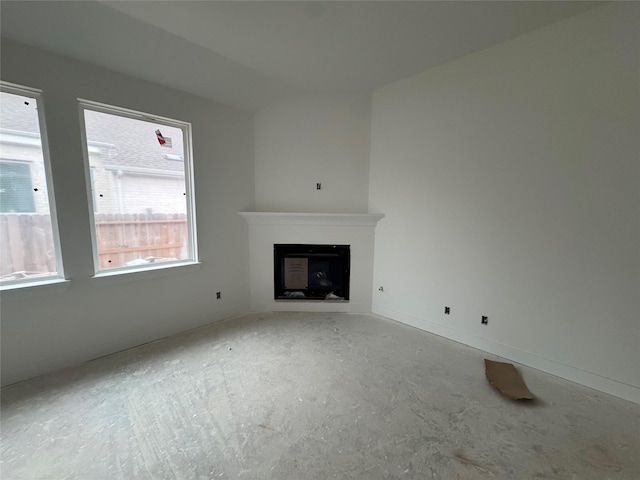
[[444, 306, 450, 314], [481, 316, 488, 325], [316, 183, 322, 190], [216, 291, 221, 299]]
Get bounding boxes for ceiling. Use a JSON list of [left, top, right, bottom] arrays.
[[1, 1, 601, 112]]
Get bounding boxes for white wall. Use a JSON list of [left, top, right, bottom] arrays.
[[369, 4, 639, 402], [254, 93, 371, 213], [251, 95, 376, 313], [0, 40, 255, 386]]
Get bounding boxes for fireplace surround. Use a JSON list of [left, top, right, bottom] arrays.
[[239, 212, 384, 312]]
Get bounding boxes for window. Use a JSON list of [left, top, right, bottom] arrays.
[[79, 101, 197, 273], [0, 83, 64, 286]]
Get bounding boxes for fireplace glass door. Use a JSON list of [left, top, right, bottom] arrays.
[[274, 244, 350, 300]]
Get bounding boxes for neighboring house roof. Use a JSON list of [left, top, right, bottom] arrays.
[[2, 92, 187, 175], [84, 109, 186, 175]]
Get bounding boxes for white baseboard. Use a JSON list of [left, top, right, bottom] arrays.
[[373, 305, 640, 404], [1, 308, 245, 388]]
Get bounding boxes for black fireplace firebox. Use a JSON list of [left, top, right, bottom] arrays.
[[274, 244, 350, 301]]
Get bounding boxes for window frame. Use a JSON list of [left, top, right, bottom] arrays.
[[0, 81, 66, 289], [77, 99, 199, 276]]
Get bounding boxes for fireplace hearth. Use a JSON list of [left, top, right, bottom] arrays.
[[274, 244, 350, 301]]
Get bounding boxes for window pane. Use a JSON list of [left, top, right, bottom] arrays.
[[81, 105, 196, 271], [0, 88, 61, 284]]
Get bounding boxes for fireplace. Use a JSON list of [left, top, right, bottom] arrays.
[[274, 244, 350, 301]]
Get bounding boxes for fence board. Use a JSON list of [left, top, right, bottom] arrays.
[[6, 215, 25, 273], [1, 213, 188, 276]]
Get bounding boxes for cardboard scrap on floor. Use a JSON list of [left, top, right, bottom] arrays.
[[484, 359, 535, 401]]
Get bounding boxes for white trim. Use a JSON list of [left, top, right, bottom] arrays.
[[77, 99, 199, 276], [78, 98, 189, 129], [78, 101, 101, 272], [90, 261, 201, 286], [1, 308, 244, 388], [182, 117, 198, 265], [239, 211, 385, 226], [0, 82, 42, 98], [0, 278, 70, 298], [0, 82, 66, 287], [35, 90, 66, 282], [372, 304, 640, 404]]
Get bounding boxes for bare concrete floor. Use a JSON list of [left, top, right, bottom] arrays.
[[1, 312, 638, 479]]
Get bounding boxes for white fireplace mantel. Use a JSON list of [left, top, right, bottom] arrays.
[[239, 211, 384, 313], [239, 211, 384, 227]]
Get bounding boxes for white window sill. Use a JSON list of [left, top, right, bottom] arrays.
[[90, 261, 202, 286], [0, 277, 71, 299]]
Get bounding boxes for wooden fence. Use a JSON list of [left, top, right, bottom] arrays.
[[94, 213, 188, 269], [0, 214, 57, 277], [0, 213, 188, 277]]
